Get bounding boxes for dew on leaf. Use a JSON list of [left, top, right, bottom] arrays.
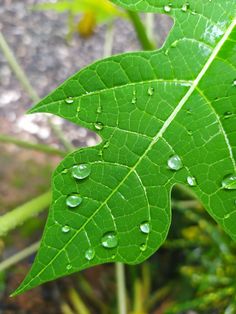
[[62, 169, 68, 174], [62, 225, 70, 233], [140, 221, 150, 234], [72, 164, 91, 180], [66, 194, 82, 208], [65, 97, 74, 104], [163, 5, 171, 12], [94, 122, 104, 130], [167, 155, 183, 171], [85, 248, 95, 261], [140, 243, 147, 252], [66, 264, 72, 270], [187, 176, 197, 187], [148, 87, 154, 96], [224, 112, 233, 119], [222, 174, 236, 190], [171, 41, 178, 48], [97, 104, 102, 114], [233, 80, 236, 86], [181, 3, 189, 12], [101, 232, 118, 248]]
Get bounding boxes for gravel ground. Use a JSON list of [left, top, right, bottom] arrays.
[[0, 0, 172, 150]]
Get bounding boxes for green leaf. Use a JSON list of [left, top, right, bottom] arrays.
[[13, 0, 236, 295]]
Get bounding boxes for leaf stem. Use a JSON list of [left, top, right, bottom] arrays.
[[104, 21, 114, 58], [0, 31, 74, 152], [0, 133, 66, 157], [116, 262, 127, 314], [0, 241, 40, 272], [127, 10, 156, 50], [0, 191, 51, 237]]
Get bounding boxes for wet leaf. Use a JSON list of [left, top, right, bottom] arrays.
[[13, 0, 236, 295]]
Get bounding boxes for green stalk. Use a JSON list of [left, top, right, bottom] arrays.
[[68, 288, 90, 314], [127, 10, 156, 50], [104, 21, 114, 58], [116, 262, 127, 314], [0, 191, 51, 237], [0, 241, 40, 272], [0, 134, 66, 157], [0, 32, 74, 152]]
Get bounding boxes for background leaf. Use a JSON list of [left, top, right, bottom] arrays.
[[13, 0, 236, 295]]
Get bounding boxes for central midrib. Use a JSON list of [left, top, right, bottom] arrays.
[[18, 18, 236, 293]]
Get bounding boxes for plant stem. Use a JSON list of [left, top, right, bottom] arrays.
[[116, 262, 127, 314], [0, 191, 51, 237], [104, 21, 114, 58], [68, 288, 90, 314], [127, 10, 156, 50], [0, 31, 74, 152], [145, 13, 155, 46], [0, 133, 66, 157], [0, 241, 40, 272]]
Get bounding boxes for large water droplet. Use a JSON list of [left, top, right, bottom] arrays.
[[222, 174, 236, 190], [65, 97, 74, 104], [148, 87, 154, 96], [94, 122, 104, 130], [72, 164, 91, 180], [140, 243, 147, 252], [163, 5, 171, 12], [101, 232, 118, 248], [140, 222, 150, 234], [62, 225, 70, 233], [66, 194, 82, 208], [187, 176, 197, 187], [167, 155, 183, 171], [85, 248, 95, 261]]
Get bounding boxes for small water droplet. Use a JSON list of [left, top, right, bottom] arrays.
[[140, 243, 147, 252], [77, 105, 80, 112], [103, 141, 110, 149], [62, 225, 70, 233], [72, 164, 91, 180], [167, 155, 183, 171], [222, 174, 236, 190], [101, 232, 118, 248], [171, 40, 178, 48], [65, 97, 74, 104], [224, 112, 233, 119], [140, 221, 150, 234], [132, 96, 137, 104], [66, 194, 82, 208], [85, 248, 95, 261], [224, 213, 230, 219], [181, 3, 189, 12], [94, 122, 104, 130], [187, 176, 197, 187], [62, 169, 68, 174], [66, 264, 72, 270], [187, 130, 193, 136], [97, 104, 102, 114], [148, 87, 154, 96], [163, 5, 171, 13], [233, 80, 236, 86]]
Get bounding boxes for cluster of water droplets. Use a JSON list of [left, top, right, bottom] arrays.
[[163, 2, 190, 14]]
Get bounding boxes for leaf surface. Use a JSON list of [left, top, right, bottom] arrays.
[[13, 0, 236, 295]]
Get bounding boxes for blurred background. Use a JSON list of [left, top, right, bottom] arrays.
[[0, 1, 235, 313]]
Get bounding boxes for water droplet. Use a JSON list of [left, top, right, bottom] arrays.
[[77, 105, 80, 112], [101, 232, 118, 248], [85, 248, 95, 261], [66, 264, 72, 270], [187, 130, 193, 136], [167, 155, 183, 171], [66, 194, 82, 208], [62, 169, 68, 174], [103, 141, 110, 149], [140, 222, 150, 234], [171, 40, 178, 48], [233, 80, 236, 86], [224, 213, 230, 219], [72, 164, 91, 180], [94, 122, 104, 130], [187, 176, 197, 187], [224, 112, 233, 119], [132, 96, 137, 104], [97, 104, 102, 114], [181, 3, 189, 12], [140, 243, 147, 252], [65, 97, 74, 104], [62, 225, 70, 233], [163, 5, 171, 13], [222, 174, 236, 190], [148, 87, 154, 96]]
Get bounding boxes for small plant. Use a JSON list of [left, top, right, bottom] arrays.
[[11, 0, 236, 298]]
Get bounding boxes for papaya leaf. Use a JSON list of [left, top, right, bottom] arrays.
[[13, 0, 236, 296]]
